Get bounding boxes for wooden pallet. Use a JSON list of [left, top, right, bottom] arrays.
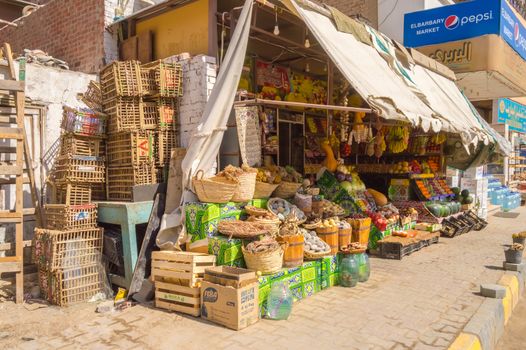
[[155, 281, 200, 316], [151, 251, 216, 287]]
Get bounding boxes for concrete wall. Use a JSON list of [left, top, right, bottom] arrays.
[[378, 0, 455, 43], [0, 0, 106, 74]]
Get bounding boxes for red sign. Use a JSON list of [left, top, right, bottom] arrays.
[[255, 61, 290, 92]]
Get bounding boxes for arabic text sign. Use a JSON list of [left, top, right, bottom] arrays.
[[498, 98, 526, 133]]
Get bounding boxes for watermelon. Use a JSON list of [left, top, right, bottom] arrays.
[[462, 195, 474, 205], [427, 204, 442, 217], [461, 189, 470, 198], [451, 187, 461, 195], [441, 205, 450, 217]]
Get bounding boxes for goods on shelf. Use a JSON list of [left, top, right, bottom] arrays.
[[242, 238, 285, 275]]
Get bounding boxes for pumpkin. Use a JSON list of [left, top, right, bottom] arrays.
[[367, 188, 388, 207]]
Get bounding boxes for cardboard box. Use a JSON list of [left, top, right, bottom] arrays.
[[463, 166, 484, 179], [446, 167, 460, 177], [208, 235, 245, 267], [460, 178, 488, 194], [446, 176, 460, 188], [201, 267, 259, 330]]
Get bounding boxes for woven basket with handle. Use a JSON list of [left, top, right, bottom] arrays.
[[192, 170, 237, 203], [231, 171, 256, 202]]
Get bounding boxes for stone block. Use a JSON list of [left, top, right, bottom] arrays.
[[463, 298, 504, 350], [480, 284, 506, 299], [503, 261, 526, 272]]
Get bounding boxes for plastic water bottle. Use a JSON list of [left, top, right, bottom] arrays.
[[340, 254, 359, 287], [266, 281, 293, 320], [358, 253, 370, 282]]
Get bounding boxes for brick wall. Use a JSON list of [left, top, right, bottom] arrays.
[[164, 54, 217, 148], [0, 0, 105, 73], [323, 0, 379, 28]]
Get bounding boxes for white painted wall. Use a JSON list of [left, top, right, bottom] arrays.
[[378, 0, 455, 44]]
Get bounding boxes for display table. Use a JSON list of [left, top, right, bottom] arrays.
[[96, 200, 154, 288]]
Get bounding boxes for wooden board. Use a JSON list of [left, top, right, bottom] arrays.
[[137, 30, 153, 63], [127, 193, 164, 301], [121, 36, 138, 61]]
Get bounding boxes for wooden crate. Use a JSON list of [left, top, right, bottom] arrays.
[[54, 155, 105, 183], [34, 227, 103, 271], [141, 60, 183, 98], [80, 80, 103, 112], [61, 106, 107, 137], [151, 251, 216, 287], [103, 97, 143, 134], [39, 264, 104, 306], [155, 129, 178, 167], [44, 204, 98, 230], [155, 281, 200, 317], [54, 183, 92, 205], [100, 61, 142, 99], [107, 131, 154, 165], [143, 98, 177, 129], [107, 163, 156, 201], [60, 134, 105, 158], [91, 183, 107, 201]]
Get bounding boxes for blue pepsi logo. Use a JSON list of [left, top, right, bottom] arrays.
[[445, 15, 459, 30]]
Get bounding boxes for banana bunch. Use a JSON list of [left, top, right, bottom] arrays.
[[386, 126, 410, 153], [433, 132, 447, 145], [374, 129, 387, 158]]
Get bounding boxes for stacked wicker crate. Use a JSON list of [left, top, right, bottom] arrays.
[[100, 60, 182, 200], [35, 105, 106, 306]]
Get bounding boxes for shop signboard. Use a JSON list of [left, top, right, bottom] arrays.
[[497, 98, 526, 133], [404, 0, 500, 47], [404, 0, 526, 61], [500, 0, 526, 62]]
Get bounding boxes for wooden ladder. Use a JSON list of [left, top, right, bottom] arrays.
[[0, 43, 41, 303]]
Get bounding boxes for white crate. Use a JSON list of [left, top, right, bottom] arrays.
[[463, 166, 484, 179], [447, 176, 460, 188]]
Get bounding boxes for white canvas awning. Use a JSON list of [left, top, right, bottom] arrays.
[[282, 0, 512, 155]]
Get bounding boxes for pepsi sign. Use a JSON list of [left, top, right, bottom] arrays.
[[404, 0, 500, 47], [500, 0, 526, 61]]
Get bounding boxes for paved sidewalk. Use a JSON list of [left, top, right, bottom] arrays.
[[497, 292, 526, 350], [1, 207, 524, 350]]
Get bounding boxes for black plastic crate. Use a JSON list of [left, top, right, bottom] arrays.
[[378, 241, 422, 260]]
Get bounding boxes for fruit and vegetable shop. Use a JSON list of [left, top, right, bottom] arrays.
[[26, 0, 513, 331]]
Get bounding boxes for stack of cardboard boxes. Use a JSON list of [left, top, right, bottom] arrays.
[[460, 166, 488, 219]]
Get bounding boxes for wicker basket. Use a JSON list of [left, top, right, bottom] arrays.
[[253, 181, 279, 199], [231, 171, 256, 202], [100, 61, 142, 99], [192, 170, 237, 203], [107, 131, 154, 165], [33, 227, 103, 271], [273, 181, 302, 199], [61, 106, 107, 137], [59, 134, 105, 158], [107, 163, 156, 201], [141, 60, 183, 97], [54, 156, 105, 183], [40, 264, 105, 306], [304, 249, 332, 260], [54, 183, 92, 205], [44, 204, 98, 230], [103, 97, 144, 133], [155, 129, 178, 167], [242, 243, 285, 275], [143, 98, 178, 129], [80, 80, 103, 112]]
